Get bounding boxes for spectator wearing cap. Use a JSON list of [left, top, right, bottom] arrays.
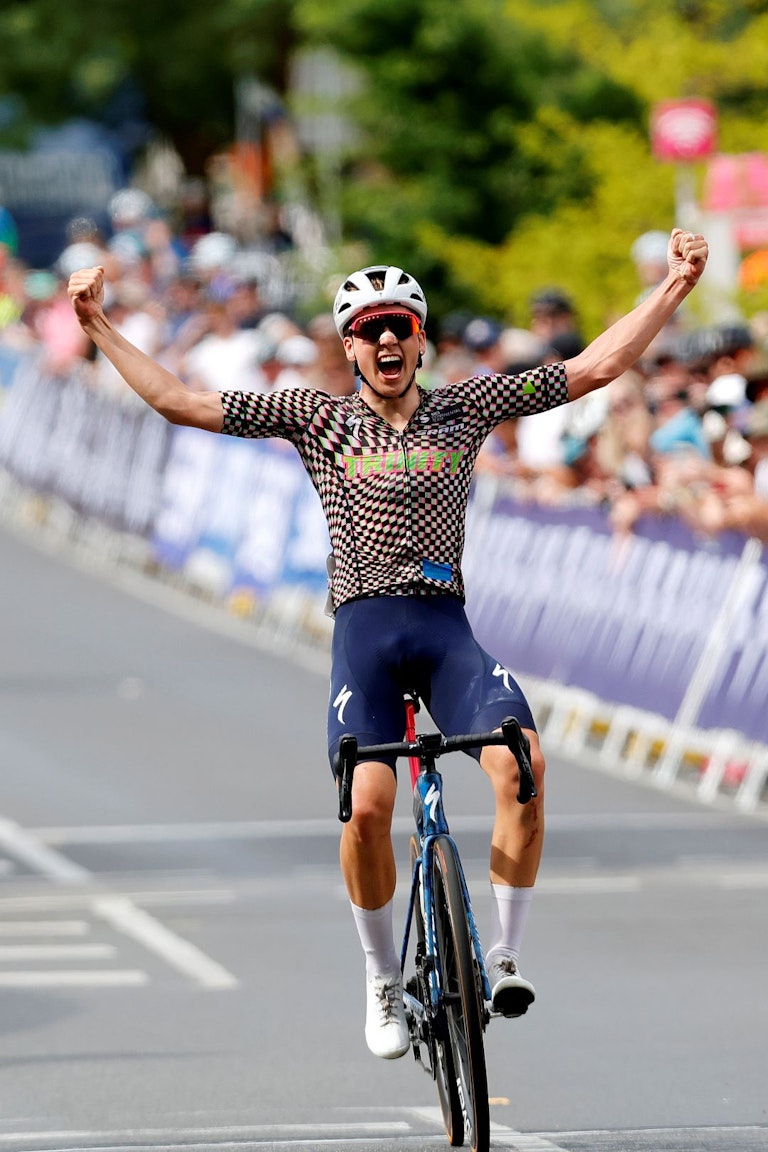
[[704, 323, 756, 411], [228, 276, 268, 330], [56, 216, 118, 285], [631, 230, 671, 297], [462, 316, 505, 375], [270, 334, 319, 392], [436, 310, 473, 356], [107, 188, 155, 272], [529, 288, 584, 354], [685, 322, 757, 468]]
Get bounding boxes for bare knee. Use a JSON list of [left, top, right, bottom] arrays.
[[342, 761, 396, 846], [481, 730, 546, 802]]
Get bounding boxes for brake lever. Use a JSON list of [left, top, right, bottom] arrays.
[[501, 717, 537, 804], [337, 734, 358, 823]]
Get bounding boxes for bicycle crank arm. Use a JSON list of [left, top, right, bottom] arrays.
[[403, 988, 425, 1026]]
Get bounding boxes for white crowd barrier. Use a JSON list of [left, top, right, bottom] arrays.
[[1, 350, 766, 815]]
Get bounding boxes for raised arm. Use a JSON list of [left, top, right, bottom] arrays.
[[67, 266, 224, 432], [564, 228, 708, 401]]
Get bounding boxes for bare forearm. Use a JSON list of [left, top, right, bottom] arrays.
[[566, 274, 690, 399], [83, 312, 223, 431], [565, 229, 707, 400]]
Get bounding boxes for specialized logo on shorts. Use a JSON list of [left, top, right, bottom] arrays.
[[340, 448, 466, 480], [522, 378, 537, 395], [493, 663, 513, 692], [333, 684, 353, 723]]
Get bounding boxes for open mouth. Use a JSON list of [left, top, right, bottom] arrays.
[[377, 353, 404, 379]]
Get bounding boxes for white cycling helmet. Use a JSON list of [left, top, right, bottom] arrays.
[[332, 265, 428, 337]]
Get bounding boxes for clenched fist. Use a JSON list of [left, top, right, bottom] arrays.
[[67, 266, 106, 324], [669, 228, 708, 286]]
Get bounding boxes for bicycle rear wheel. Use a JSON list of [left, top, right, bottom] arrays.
[[409, 836, 464, 1145], [432, 835, 489, 1152]]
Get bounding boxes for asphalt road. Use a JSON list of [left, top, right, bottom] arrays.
[[0, 522, 766, 1152]]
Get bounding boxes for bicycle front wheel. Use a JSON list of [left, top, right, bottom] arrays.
[[410, 836, 464, 1145], [432, 835, 489, 1152]]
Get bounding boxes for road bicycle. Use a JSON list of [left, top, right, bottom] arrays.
[[337, 692, 536, 1152]]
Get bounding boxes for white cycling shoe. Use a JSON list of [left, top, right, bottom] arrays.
[[487, 955, 536, 1018], [364, 971, 410, 1059]]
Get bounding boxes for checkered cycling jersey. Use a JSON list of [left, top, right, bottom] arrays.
[[220, 362, 569, 610]]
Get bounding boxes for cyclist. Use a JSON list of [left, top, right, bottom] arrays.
[[68, 228, 708, 1060]]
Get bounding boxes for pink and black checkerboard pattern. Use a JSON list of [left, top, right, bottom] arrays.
[[220, 363, 568, 610]]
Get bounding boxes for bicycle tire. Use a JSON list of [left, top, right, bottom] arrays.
[[409, 836, 464, 1145], [432, 835, 490, 1152]]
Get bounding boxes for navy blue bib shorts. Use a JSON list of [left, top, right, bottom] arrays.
[[328, 595, 535, 776]]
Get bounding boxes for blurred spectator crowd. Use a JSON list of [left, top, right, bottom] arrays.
[[2, 200, 768, 546]]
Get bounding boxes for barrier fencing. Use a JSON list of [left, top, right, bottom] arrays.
[[1, 348, 766, 816]]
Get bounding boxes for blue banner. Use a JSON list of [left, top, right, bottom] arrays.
[[151, 426, 329, 599], [464, 489, 768, 742]]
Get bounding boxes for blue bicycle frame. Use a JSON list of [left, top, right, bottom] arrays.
[[401, 708, 493, 1018]]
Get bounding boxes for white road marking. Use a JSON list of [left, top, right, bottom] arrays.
[[0, 890, 235, 913], [0, 970, 147, 987], [0, 812, 239, 988], [0, 943, 115, 960], [31, 808, 747, 845], [720, 871, 768, 888], [0, 1121, 412, 1145], [93, 896, 238, 989], [408, 1107, 571, 1150], [0, 919, 89, 935], [0, 817, 90, 882], [536, 875, 642, 894]]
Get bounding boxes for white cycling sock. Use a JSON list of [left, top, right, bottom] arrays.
[[486, 884, 533, 965], [350, 899, 401, 978]]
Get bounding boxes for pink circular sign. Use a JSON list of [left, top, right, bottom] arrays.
[[651, 100, 717, 162]]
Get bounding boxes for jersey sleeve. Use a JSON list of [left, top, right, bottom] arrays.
[[219, 388, 326, 444], [449, 362, 570, 430]]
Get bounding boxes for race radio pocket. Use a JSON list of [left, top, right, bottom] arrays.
[[422, 560, 453, 582]]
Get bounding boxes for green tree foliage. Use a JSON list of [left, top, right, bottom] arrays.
[[483, 0, 768, 332], [295, 0, 644, 317], [3, 0, 768, 326], [0, 0, 295, 171], [298, 0, 768, 331]]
